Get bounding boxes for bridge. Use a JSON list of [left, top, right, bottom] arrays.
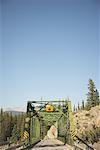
[[24, 100, 74, 145]]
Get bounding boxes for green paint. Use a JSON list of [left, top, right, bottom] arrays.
[[25, 100, 75, 145]]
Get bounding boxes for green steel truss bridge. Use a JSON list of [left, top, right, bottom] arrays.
[[24, 100, 75, 146]]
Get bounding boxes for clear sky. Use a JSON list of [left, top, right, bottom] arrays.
[[0, 0, 100, 109]]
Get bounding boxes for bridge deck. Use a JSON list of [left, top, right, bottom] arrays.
[[32, 139, 73, 150]]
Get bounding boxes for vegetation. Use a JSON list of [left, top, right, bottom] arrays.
[[80, 127, 100, 145], [86, 79, 100, 110], [81, 100, 85, 110], [74, 79, 100, 111], [73, 79, 100, 146], [0, 109, 25, 144]]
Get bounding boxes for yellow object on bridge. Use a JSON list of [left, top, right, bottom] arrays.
[[45, 104, 54, 112]]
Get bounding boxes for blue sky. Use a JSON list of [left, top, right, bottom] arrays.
[[0, 0, 100, 109]]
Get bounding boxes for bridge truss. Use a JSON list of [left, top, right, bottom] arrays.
[[24, 100, 75, 146]]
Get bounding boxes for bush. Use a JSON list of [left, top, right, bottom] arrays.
[[80, 127, 100, 145]]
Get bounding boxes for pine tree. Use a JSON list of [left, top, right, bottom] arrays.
[[20, 114, 25, 141], [0, 108, 3, 141], [78, 102, 80, 110], [73, 105, 76, 112], [86, 79, 96, 110], [17, 113, 25, 142], [10, 124, 19, 144], [94, 89, 100, 106], [81, 100, 85, 110]]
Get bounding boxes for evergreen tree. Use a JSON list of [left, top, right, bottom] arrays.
[[73, 105, 76, 112], [75, 108, 77, 111], [16, 113, 25, 142], [86, 79, 96, 110], [0, 108, 3, 141], [94, 89, 100, 106], [81, 100, 85, 110], [10, 124, 19, 144], [78, 102, 80, 110]]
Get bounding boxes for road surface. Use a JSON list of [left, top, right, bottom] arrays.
[[32, 139, 73, 150]]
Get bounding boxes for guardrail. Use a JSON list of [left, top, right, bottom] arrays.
[[74, 143, 89, 150], [0, 141, 25, 150], [0, 141, 10, 150], [6, 143, 25, 150], [74, 135, 94, 150], [0, 141, 9, 146], [21, 140, 41, 150]]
